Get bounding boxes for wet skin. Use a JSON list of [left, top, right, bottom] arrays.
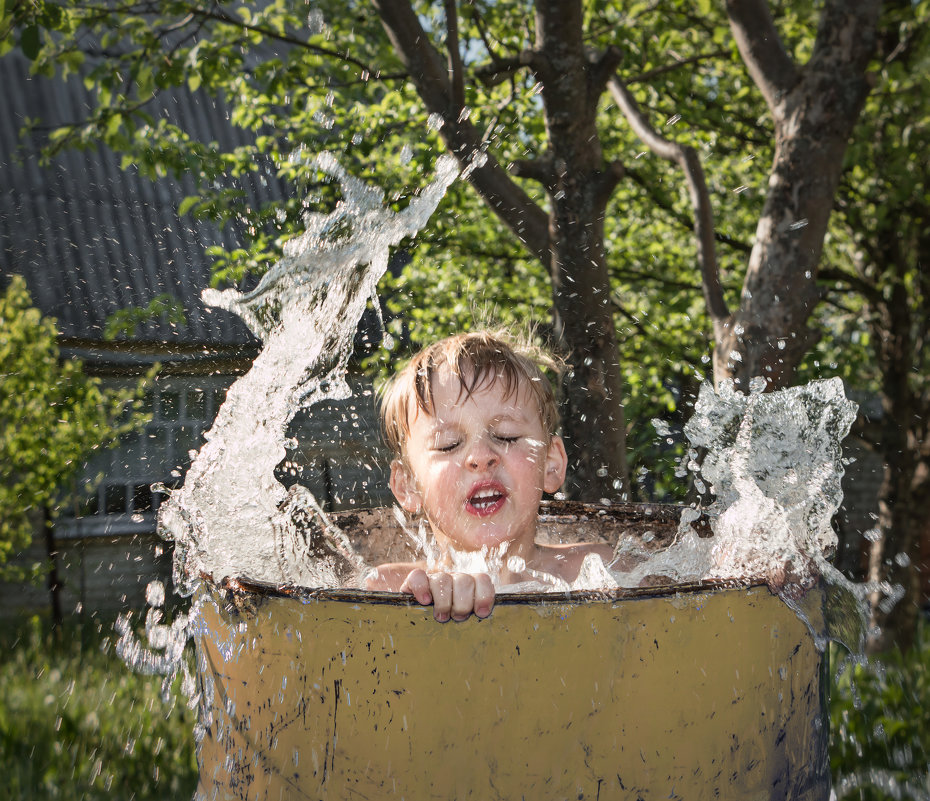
[[365, 367, 613, 620]]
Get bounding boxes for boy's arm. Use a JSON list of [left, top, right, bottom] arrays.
[[364, 564, 495, 622]]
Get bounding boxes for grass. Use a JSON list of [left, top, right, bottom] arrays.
[[0, 615, 198, 801], [1, 613, 927, 801], [830, 622, 930, 801]]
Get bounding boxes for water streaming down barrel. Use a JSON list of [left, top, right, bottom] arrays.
[[132, 152, 870, 800]]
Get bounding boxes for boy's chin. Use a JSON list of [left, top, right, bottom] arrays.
[[442, 523, 530, 554]]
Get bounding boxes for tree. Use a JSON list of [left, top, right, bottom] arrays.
[[820, 0, 930, 652], [0, 276, 142, 618], [14, 2, 929, 650], [1, 0, 882, 501]]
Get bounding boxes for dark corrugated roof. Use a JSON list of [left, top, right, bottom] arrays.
[[1, 48, 289, 349]]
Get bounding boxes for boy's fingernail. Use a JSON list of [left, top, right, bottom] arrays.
[[452, 614, 469, 622], [421, 592, 432, 605], [476, 606, 490, 618], [435, 612, 450, 622]]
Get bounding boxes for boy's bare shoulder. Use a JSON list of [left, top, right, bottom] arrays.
[[364, 561, 427, 592], [533, 540, 614, 581]]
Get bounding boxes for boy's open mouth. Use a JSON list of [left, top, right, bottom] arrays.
[[465, 483, 507, 517]]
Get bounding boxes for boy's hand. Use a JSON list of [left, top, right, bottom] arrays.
[[400, 569, 495, 622]]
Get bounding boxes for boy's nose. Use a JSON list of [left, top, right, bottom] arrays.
[[466, 438, 500, 470]]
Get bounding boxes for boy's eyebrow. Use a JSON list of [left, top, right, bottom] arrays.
[[489, 412, 528, 424]]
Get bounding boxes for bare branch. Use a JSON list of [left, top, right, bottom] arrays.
[[625, 49, 732, 86], [817, 265, 883, 304], [624, 167, 751, 254], [444, 0, 465, 112], [587, 44, 623, 95], [508, 156, 554, 186], [473, 50, 537, 87], [608, 76, 729, 328], [185, 5, 398, 80], [466, 0, 515, 67], [593, 160, 626, 207], [372, 0, 549, 262], [724, 0, 798, 110]]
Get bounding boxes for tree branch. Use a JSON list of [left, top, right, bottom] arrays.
[[625, 48, 733, 86], [444, 0, 465, 112], [185, 5, 400, 81], [372, 0, 549, 262], [587, 44, 623, 96], [608, 76, 729, 328], [473, 50, 538, 87], [724, 0, 799, 110], [624, 166, 751, 254], [508, 156, 554, 186]]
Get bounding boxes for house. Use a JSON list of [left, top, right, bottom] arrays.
[[0, 49, 391, 620]]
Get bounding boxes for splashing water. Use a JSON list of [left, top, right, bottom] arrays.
[[115, 152, 460, 715], [156, 151, 460, 594]]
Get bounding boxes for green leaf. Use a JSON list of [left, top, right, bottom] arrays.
[[19, 25, 39, 60]]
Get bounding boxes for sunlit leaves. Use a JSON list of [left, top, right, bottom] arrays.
[[5, 0, 915, 503]]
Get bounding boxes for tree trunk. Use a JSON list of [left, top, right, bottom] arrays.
[[865, 266, 929, 653], [533, 0, 629, 500], [867, 467, 926, 654], [374, 0, 630, 500], [716, 0, 881, 389], [44, 507, 63, 634]]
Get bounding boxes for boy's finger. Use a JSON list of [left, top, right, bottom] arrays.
[[428, 573, 453, 622], [473, 573, 495, 619], [399, 569, 432, 605], [450, 573, 476, 621]]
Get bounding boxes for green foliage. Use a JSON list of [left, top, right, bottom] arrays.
[[0, 616, 198, 800], [0, 277, 149, 577], [103, 293, 187, 341], [816, 0, 930, 396], [830, 624, 930, 801], [2, 0, 909, 499]]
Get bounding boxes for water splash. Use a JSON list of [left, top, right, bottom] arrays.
[[601, 376, 887, 655], [157, 152, 459, 594], [686, 376, 856, 584]]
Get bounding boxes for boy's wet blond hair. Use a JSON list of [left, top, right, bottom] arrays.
[[380, 330, 561, 460]]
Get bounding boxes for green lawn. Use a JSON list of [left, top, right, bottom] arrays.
[[0, 616, 197, 801], [2, 613, 927, 801]]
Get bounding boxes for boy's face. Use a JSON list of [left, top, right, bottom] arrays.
[[390, 365, 567, 555]]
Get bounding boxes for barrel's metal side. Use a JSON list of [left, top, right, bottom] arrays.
[[194, 585, 828, 800]]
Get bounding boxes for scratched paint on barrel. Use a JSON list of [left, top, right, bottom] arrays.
[[194, 583, 828, 800]]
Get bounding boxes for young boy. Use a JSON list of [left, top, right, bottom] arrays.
[[364, 331, 614, 621]]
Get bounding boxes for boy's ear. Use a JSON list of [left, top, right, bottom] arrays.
[[543, 435, 568, 494], [389, 459, 423, 514]]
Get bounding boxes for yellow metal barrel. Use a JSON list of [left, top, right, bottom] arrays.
[[194, 585, 828, 800], [193, 505, 829, 800]]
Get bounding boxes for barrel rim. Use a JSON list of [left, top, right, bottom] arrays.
[[210, 575, 765, 606]]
